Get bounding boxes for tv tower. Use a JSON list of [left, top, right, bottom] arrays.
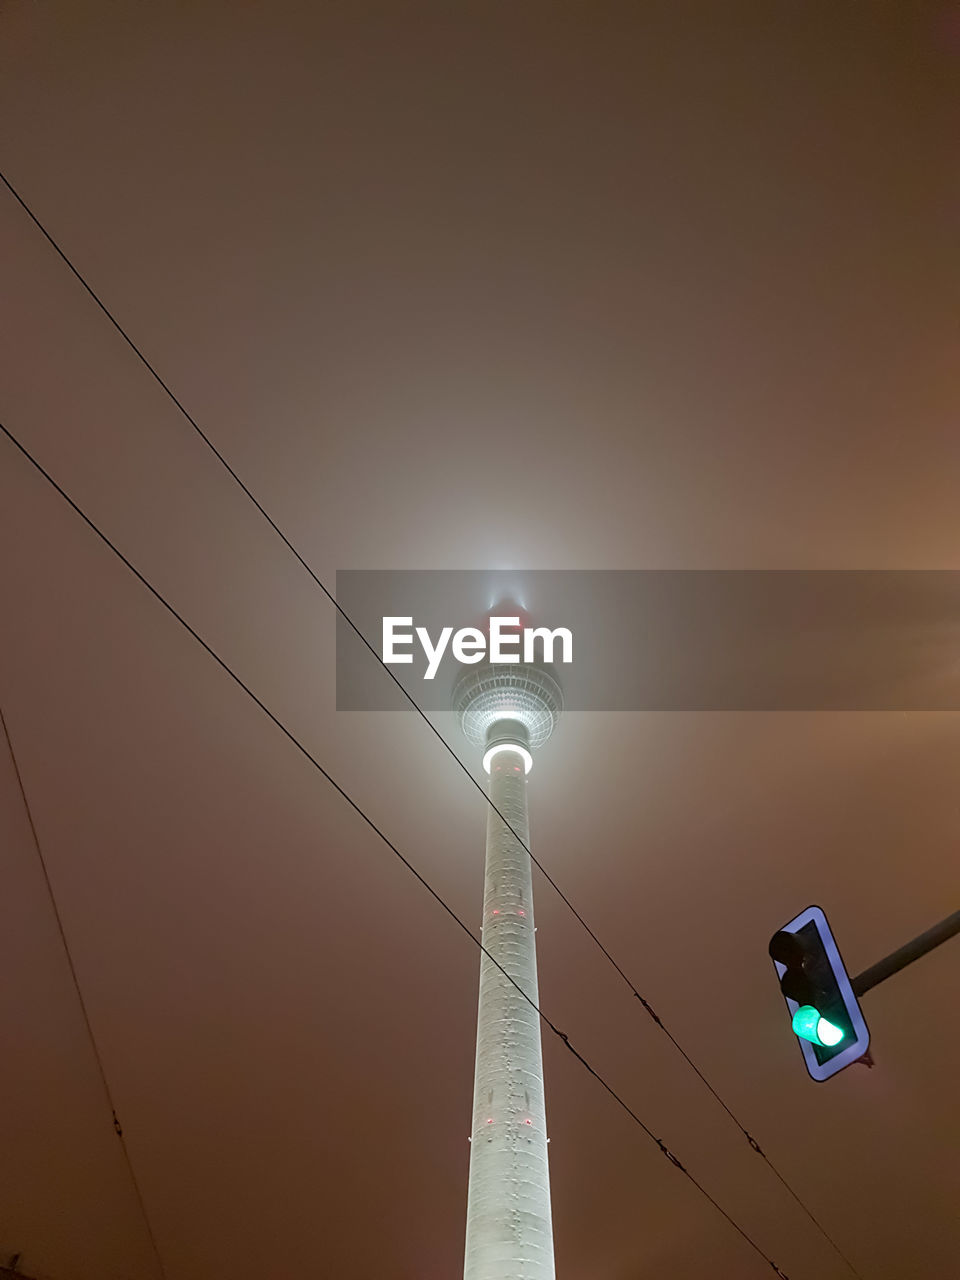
[[455, 633, 563, 1280]]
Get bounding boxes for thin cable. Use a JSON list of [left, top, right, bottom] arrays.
[[3, 418, 792, 1279], [0, 702, 168, 1280], [0, 170, 863, 1278]]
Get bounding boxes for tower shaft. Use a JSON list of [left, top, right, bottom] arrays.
[[464, 746, 555, 1280]]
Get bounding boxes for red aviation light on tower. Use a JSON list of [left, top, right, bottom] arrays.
[[478, 599, 532, 632], [467, 600, 573, 666], [467, 600, 533, 650]]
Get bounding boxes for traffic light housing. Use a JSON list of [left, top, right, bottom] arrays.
[[769, 905, 870, 1081]]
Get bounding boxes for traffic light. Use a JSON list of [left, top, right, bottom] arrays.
[[769, 905, 870, 1081]]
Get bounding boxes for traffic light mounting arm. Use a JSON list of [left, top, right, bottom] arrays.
[[850, 908, 960, 997]]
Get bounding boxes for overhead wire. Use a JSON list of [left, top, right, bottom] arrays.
[[3, 416, 792, 1278], [0, 169, 864, 1279], [0, 702, 168, 1280]]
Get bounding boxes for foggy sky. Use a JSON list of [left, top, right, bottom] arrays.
[[1, 4, 958, 1279]]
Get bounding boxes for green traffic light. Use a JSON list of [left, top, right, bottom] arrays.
[[792, 1005, 845, 1048]]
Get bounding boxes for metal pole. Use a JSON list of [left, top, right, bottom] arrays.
[[851, 909, 960, 997]]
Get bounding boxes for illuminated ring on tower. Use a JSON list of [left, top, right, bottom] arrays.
[[482, 742, 534, 775]]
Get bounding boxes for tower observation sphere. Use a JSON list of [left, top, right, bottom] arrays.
[[455, 662, 562, 757], [454, 658, 562, 1280]]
